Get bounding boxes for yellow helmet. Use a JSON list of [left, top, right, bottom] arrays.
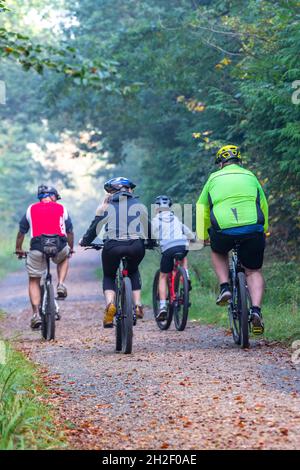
[[216, 145, 241, 164]]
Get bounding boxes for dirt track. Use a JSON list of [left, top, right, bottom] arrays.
[[1, 249, 300, 450]]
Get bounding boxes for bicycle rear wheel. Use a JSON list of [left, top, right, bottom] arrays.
[[121, 277, 133, 354], [152, 269, 173, 330], [173, 267, 189, 331], [41, 283, 56, 341], [115, 280, 122, 352], [228, 270, 241, 345], [237, 272, 250, 349]]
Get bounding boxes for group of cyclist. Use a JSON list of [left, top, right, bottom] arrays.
[[16, 145, 268, 335]]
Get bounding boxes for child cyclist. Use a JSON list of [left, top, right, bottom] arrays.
[[151, 195, 194, 321]]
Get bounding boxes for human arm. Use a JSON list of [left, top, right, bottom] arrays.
[[15, 231, 26, 256], [16, 213, 29, 255], [96, 195, 111, 216], [196, 179, 211, 241], [182, 222, 195, 240], [63, 209, 75, 252], [257, 182, 269, 233], [80, 214, 108, 246]]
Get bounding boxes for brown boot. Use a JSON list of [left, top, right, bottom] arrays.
[[103, 303, 117, 328], [135, 305, 144, 320]]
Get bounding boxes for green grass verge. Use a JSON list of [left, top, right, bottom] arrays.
[[0, 340, 66, 450], [98, 249, 300, 344]]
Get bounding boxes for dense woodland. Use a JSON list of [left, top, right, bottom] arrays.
[[0, 0, 299, 255]]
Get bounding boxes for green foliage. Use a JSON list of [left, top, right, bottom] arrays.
[[1, 0, 299, 259], [0, 342, 66, 449], [69, 0, 298, 251], [1, 1, 299, 251], [0, 0, 120, 90]]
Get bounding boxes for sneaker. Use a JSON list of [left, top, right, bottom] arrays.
[[135, 305, 144, 320], [156, 306, 167, 322], [30, 314, 42, 330], [251, 309, 264, 335], [103, 303, 117, 328], [216, 285, 232, 306], [57, 283, 67, 299]]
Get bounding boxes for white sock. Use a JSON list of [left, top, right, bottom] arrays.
[[160, 300, 167, 309], [185, 269, 190, 279]]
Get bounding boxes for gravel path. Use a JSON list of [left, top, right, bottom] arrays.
[[1, 249, 300, 450]]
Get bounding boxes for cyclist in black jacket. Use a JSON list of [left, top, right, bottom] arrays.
[[80, 177, 152, 328]]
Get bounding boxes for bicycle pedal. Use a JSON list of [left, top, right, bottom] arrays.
[[252, 326, 264, 335]]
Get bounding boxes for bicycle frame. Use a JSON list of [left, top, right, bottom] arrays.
[[230, 243, 248, 291], [40, 254, 59, 317], [229, 242, 252, 347], [168, 259, 181, 304]]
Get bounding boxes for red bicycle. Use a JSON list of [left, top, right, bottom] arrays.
[[152, 252, 190, 331]]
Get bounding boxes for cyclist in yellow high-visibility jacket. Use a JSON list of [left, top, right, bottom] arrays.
[[196, 145, 269, 333]]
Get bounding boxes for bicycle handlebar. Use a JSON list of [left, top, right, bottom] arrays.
[[14, 251, 28, 259], [84, 243, 104, 251], [83, 240, 158, 251]]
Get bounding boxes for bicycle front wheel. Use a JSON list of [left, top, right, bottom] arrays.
[[121, 277, 133, 354], [41, 284, 56, 341], [173, 267, 189, 331], [152, 269, 173, 331], [237, 272, 250, 349]]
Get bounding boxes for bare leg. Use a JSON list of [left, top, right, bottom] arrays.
[[211, 251, 229, 284], [181, 257, 188, 269], [104, 289, 116, 306], [132, 290, 142, 305], [245, 268, 265, 307], [29, 277, 41, 314], [159, 272, 168, 301], [57, 258, 69, 285]]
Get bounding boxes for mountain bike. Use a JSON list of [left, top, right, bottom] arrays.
[[16, 234, 60, 341], [85, 243, 136, 354], [153, 252, 190, 331], [228, 241, 252, 349]]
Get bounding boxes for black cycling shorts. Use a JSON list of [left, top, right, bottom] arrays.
[[209, 228, 265, 270], [160, 246, 188, 274], [101, 239, 145, 291]]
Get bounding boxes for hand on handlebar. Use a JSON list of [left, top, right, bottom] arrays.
[[15, 249, 27, 259], [78, 238, 86, 247], [145, 239, 158, 250]]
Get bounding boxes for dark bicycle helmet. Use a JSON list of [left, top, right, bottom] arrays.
[[104, 177, 136, 194], [154, 195, 173, 209], [37, 185, 61, 200]]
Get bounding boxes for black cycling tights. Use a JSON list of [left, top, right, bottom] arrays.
[[101, 239, 145, 291]]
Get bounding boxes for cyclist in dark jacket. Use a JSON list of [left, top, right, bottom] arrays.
[[80, 177, 152, 328]]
